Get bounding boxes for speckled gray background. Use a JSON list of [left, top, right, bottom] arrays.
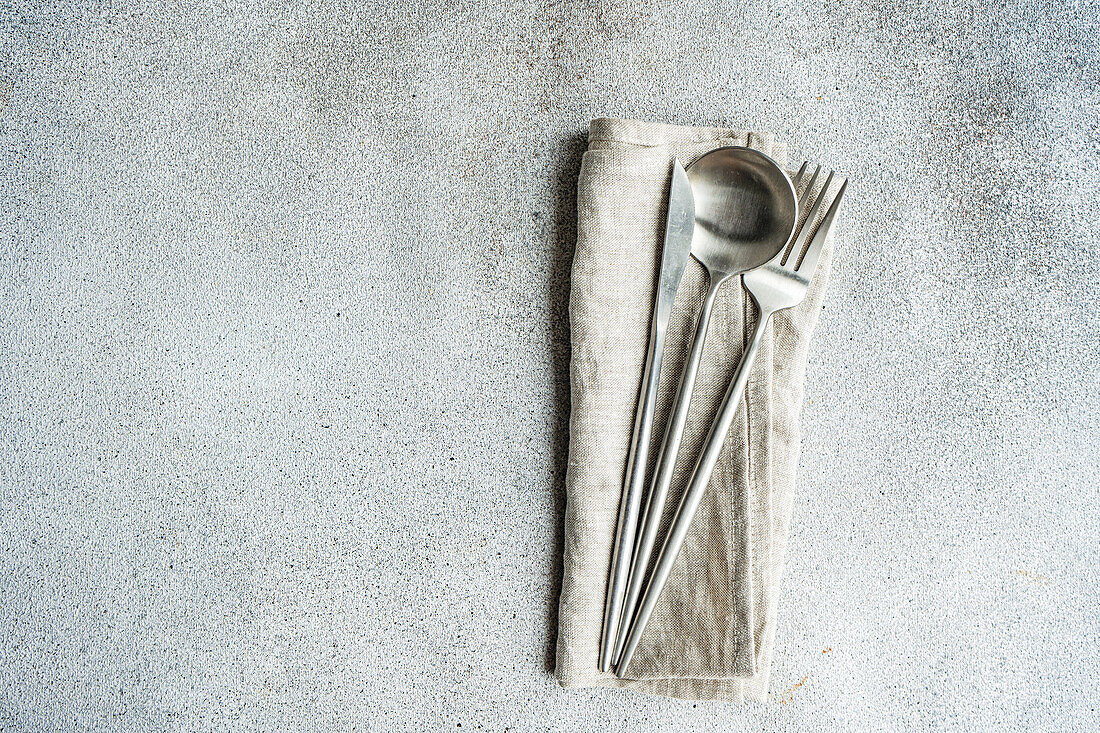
[[1, 0, 1097, 730]]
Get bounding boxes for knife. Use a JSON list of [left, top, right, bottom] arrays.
[[598, 158, 695, 672]]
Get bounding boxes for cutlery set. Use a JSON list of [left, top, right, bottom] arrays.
[[599, 148, 848, 675]]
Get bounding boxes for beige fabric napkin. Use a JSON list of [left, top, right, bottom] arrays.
[[554, 118, 837, 702]]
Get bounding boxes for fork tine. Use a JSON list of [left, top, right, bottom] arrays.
[[782, 166, 826, 265], [790, 161, 810, 188], [797, 165, 822, 220], [795, 177, 848, 275], [802, 170, 834, 232]]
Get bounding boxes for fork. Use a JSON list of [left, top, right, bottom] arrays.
[[616, 164, 848, 674]]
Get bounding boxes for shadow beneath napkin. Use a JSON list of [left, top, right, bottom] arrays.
[[543, 130, 587, 673]]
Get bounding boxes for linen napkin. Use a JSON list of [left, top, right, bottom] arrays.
[[554, 118, 837, 702]]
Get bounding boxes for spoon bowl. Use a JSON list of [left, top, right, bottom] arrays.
[[689, 147, 798, 277]]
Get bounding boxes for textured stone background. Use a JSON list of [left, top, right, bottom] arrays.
[[1, 0, 1097, 730]]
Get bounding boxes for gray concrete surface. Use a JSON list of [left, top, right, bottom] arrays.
[[1, 0, 1097, 730]]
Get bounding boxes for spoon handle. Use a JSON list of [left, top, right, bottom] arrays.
[[612, 273, 723, 664], [618, 305, 772, 675]]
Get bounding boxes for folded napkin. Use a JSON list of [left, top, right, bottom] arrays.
[[554, 118, 837, 702]]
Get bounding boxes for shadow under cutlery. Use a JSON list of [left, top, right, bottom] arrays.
[[542, 131, 587, 673]]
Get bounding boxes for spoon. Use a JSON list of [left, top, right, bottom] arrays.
[[612, 146, 797, 664]]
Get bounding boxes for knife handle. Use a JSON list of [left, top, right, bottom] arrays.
[[598, 311, 666, 671]]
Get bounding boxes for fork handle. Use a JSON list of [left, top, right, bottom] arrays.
[[618, 304, 773, 674]]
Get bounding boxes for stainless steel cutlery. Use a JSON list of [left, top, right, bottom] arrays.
[[600, 154, 848, 675], [610, 147, 798, 665]]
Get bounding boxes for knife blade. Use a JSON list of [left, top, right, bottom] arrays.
[[598, 158, 695, 672]]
